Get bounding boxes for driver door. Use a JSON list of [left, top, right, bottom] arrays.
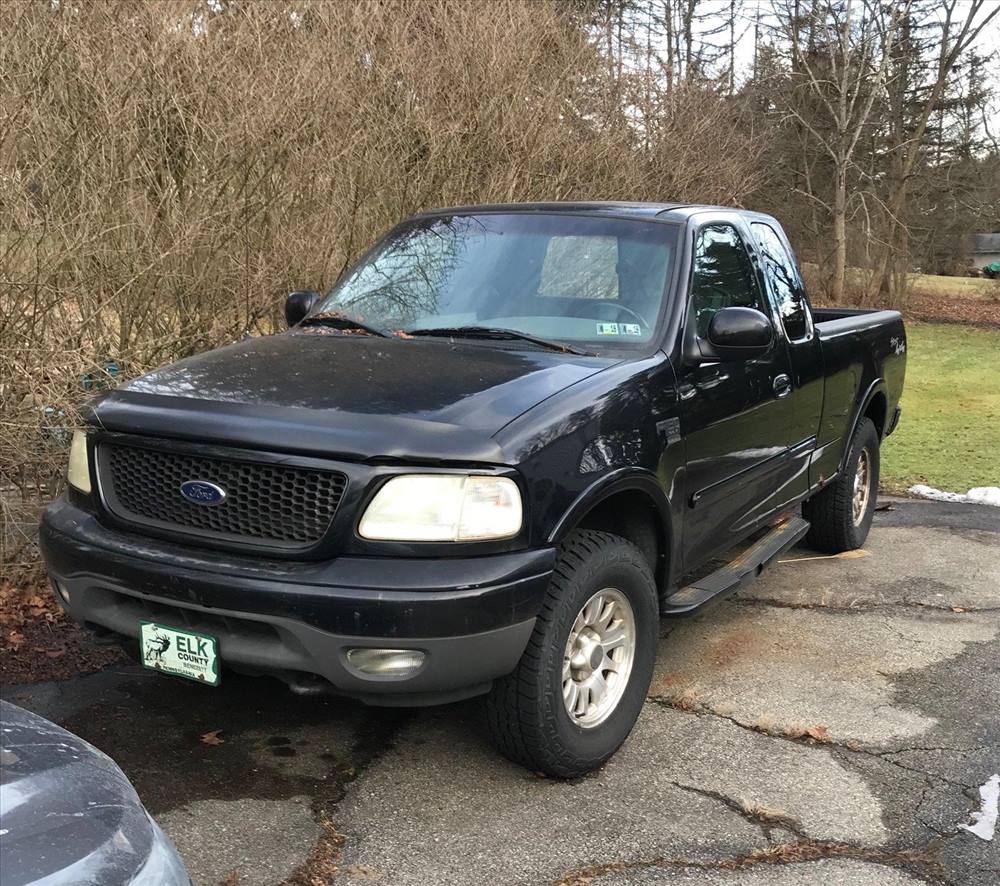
[[676, 220, 802, 569]]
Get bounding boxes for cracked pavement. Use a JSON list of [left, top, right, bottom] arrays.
[[4, 497, 998, 885]]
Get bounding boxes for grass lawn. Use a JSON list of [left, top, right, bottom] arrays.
[[802, 262, 1000, 301], [880, 322, 1000, 493], [907, 271, 1000, 299]]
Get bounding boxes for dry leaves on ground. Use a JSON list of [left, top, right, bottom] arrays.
[[905, 292, 1000, 328], [1, 579, 124, 683]]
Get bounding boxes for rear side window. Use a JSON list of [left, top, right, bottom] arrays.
[[752, 222, 810, 341], [689, 224, 765, 338]]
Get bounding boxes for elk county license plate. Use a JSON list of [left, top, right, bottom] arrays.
[[140, 621, 220, 686]]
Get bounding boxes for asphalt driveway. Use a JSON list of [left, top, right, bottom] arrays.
[[4, 497, 998, 885]]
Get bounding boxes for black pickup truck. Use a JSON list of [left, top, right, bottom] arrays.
[[41, 203, 905, 776]]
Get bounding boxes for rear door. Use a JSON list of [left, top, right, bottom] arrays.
[[749, 221, 825, 490], [676, 217, 808, 568]]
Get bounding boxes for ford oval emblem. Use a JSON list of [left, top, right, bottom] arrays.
[[179, 480, 227, 506]]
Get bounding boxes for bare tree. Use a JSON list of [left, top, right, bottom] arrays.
[[866, 0, 1000, 304], [775, 0, 910, 304]]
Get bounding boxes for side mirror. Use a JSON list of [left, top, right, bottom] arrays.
[[704, 307, 773, 359], [285, 290, 321, 328]]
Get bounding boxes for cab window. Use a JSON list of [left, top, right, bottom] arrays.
[[751, 222, 810, 341], [689, 224, 765, 338]]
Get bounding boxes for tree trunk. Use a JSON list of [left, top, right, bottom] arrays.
[[832, 163, 847, 304]]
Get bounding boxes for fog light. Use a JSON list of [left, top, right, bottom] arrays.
[[345, 648, 425, 677]]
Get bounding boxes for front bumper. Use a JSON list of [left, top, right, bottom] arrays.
[[40, 497, 554, 705]]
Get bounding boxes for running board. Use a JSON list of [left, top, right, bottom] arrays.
[[661, 516, 810, 616]]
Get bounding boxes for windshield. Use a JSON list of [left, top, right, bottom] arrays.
[[312, 213, 679, 350]]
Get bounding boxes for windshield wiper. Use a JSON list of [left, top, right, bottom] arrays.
[[407, 326, 593, 356], [299, 313, 388, 337]]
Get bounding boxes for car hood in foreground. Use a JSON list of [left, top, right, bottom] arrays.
[[87, 333, 614, 463], [0, 701, 188, 886]]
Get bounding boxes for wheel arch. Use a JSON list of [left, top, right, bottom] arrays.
[[547, 469, 674, 594], [863, 390, 888, 439], [840, 379, 887, 474]]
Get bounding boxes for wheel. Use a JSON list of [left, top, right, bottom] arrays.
[[485, 529, 658, 777], [803, 417, 880, 553]]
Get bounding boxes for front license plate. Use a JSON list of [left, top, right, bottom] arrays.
[[140, 621, 220, 686]]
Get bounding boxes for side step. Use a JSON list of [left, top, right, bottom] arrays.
[[660, 516, 810, 616]]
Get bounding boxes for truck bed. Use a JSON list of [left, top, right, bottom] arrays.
[[810, 306, 906, 485]]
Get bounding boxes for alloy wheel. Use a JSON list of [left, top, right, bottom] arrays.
[[562, 588, 636, 728]]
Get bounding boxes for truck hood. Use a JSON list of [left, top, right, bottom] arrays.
[[88, 332, 613, 463]]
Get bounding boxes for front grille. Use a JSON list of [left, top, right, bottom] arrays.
[[97, 442, 347, 548]]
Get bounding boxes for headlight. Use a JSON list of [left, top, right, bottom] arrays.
[[358, 475, 522, 542], [67, 430, 92, 494]]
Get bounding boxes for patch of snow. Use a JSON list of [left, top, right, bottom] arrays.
[[908, 484, 966, 503], [908, 484, 1000, 507], [960, 774, 999, 841], [966, 487, 1000, 507]]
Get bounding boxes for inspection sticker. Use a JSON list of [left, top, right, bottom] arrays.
[[596, 323, 620, 336], [140, 621, 220, 686]]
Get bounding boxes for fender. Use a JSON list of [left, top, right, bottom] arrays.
[[547, 469, 676, 586], [840, 377, 886, 473]]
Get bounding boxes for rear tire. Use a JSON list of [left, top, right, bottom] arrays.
[[485, 530, 658, 778], [803, 417, 879, 553]]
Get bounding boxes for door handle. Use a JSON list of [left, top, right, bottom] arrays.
[[773, 374, 792, 398]]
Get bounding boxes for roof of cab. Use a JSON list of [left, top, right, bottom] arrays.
[[413, 201, 720, 223]]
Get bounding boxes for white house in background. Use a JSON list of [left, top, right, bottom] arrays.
[[970, 233, 1000, 269]]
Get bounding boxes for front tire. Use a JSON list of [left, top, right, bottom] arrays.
[[803, 417, 880, 553], [485, 530, 658, 777]]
